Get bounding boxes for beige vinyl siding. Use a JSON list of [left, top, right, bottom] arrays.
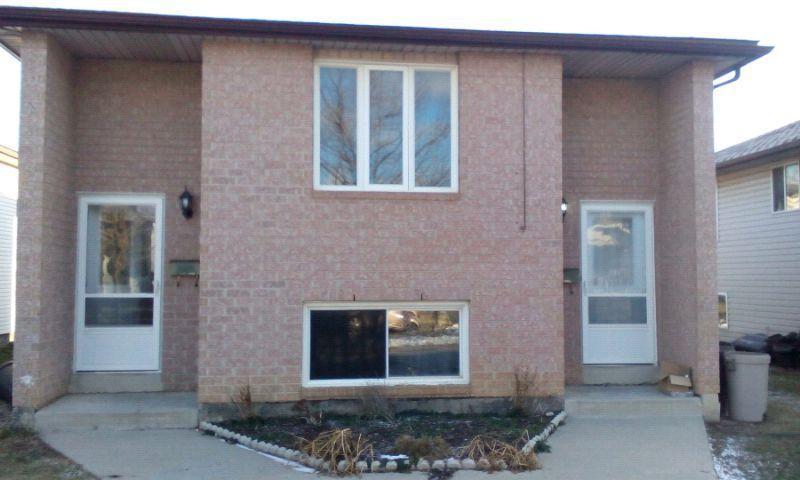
[[717, 158, 800, 341]]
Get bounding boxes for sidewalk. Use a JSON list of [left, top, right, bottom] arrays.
[[42, 413, 716, 479]]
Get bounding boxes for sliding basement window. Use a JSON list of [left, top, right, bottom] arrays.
[[302, 302, 469, 387]]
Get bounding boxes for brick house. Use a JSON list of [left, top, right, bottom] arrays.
[[0, 7, 770, 422]]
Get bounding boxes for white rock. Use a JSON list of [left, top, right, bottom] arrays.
[[461, 458, 476, 470], [385, 460, 398, 472], [431, 460, 446, 471], [370, 461, 382, 473], [356, 461, 369, 473], [417, 459, 430, 472], [337, 460, 350, 472], [495, 459, 508, 470], [446, 458, 461, 470], [477, 458, 491, 470]]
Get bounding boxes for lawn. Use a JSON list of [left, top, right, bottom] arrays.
[[708, 367, 800, 480], [0, 343, 94, 480]]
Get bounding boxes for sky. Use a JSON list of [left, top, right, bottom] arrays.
[[0, 0, 797, 152]]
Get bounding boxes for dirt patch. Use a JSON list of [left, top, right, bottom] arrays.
[[708, 367, 800, 480], [219, 411, 549, 460], [0, 401, 96, 480]]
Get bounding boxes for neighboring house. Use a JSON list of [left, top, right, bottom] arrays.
[[716, 121, 800, 341], [0, 7, 771, 422], [0, 145, 16, 344]]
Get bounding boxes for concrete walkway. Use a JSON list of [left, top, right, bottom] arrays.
[[43, 417, 716, 479], [40, 386, 717, 479]]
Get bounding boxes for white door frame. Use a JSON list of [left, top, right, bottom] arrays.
[[580, 201, 657, 365], [73, 193, 165, 372]]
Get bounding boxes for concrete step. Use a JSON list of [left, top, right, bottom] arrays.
[[566, 385, 703, 419], [582, 365, 660, 385], [69, 372, 163, 393], [35, 392, 198, 433]]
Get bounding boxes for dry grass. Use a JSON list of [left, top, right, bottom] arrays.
[[356, 384, 395, 421], [458, 435, 539, 472], [230, 384, 255, 421], [299, 428, 374, 475], [394, 434, 450, 462]]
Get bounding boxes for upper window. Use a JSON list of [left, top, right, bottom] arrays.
[[314, 62, 458, 192], [303, 302, 468, 386], [772, 162, 799, 212]]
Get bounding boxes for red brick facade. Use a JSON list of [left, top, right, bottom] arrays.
[[13, 33, 719, 413]]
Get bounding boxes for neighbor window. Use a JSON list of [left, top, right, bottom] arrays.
[[772, 162, 800, 212], [718, 293, 729, 329], [314, 62, 458, 192], [303, 303, 468, 386]]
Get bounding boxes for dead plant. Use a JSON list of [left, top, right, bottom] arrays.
[[510, 367, 539, 416], [230, 384, 255, 420], [357, 383, 395, 421], [457, 435, 539, 472], [292, 399, 324, 426], [394, 434, 451, 462], [299, 428, 374, 475]]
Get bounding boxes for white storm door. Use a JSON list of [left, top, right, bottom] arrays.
[[581, 202, 656, 364], [75, 195, 163, 371]]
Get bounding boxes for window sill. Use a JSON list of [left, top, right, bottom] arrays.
[[311, 190, 461, 202]]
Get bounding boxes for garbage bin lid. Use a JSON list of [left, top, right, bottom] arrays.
[[729, 351, 771, 365]]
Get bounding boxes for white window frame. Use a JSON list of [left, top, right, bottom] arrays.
[[771, 161, 800, 213], [313, 60, 459, 193], [718, 292, 729, 329], [302, 301, 469, 387]]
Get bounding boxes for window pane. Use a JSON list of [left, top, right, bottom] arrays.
[[588, 297, 647, 324], [414, 71, 452, 187], [319, 67, 357, 186], [86, 205, 155, 294], [773, 167, 785, 211], [309, 310, 386, 380], [785, 164, 799, 210], [586, 213, 646, 294], [389, 310, 460, 377], [369, 70, 403, 185], [85, 298, 153, 327], [718, 294, 728, 328]]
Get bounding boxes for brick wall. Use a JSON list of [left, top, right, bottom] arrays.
[[656, 61, 719, 395], [72, 59, 202, 390], [13, 33, 75, 409], [562, 79, 661, 383], [198, 40, 564, 404]]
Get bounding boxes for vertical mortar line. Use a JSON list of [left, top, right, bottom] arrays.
[[520, 52, 528, 231]]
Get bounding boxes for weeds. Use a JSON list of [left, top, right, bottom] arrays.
[[357, 384, 395, 421], [230, 384, 255, 421], [510, 366, 539, 416], [458, 434, 539, 472], [394, 434, 451, 462]]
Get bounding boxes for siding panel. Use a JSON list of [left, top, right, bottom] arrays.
[[717, 160, 800, 341]]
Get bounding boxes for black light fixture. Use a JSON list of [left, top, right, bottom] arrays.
[[561, 197, 568, 221], [179, 186, 194, 219]]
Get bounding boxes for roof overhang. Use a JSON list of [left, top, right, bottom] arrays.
[[0, 7, 773, 79]]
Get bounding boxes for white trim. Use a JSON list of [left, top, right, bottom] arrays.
[[313, 61, 459, 193], [302, 301, 469, 388], [718, 292, 729, 329], [580, 201, 657, 365], [73, 193, 165, 372]]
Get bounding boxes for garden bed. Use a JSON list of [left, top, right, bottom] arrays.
[[204, 409, 565, 474]]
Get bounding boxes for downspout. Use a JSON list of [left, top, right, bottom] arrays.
[[713, 67, 740, 89], [520, 53, 528, 231]]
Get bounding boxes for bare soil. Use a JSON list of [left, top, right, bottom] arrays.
[[220, 411, 549, 458], [708, 367, 800, 480]]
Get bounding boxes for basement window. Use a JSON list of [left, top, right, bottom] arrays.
[[772, 162, 799, 212], [718, 293, 729, 329], [303, 302, 468, 387]]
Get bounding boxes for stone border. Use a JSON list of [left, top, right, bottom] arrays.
[[199, 411, 566, 474]]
